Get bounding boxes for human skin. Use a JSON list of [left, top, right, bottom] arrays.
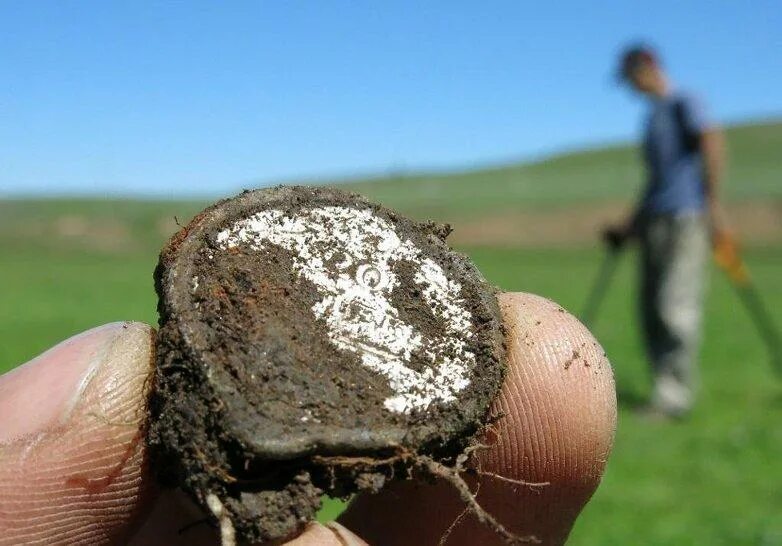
[[0, 292, 616, 545]]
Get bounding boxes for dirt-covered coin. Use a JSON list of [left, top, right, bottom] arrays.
[[148, 186, 506, 544]]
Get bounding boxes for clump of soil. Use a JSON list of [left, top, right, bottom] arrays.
[[147, 186, 507, 544]]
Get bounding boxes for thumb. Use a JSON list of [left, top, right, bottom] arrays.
[[0, 323, 157, 545]]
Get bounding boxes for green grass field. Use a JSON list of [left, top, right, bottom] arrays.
[[342, 119, 782, 221], [2, 119, 781, 544]]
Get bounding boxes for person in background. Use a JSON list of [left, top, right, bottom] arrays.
[[605, 44, 729, 419]]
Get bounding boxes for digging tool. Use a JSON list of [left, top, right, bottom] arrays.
[[713, 234, 782, 374]]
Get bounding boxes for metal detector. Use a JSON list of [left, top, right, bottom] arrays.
[[579, 246, 622, 328], [713, 234, 782, 374], [580, 233, 782, 374]]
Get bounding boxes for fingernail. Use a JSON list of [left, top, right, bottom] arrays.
[[325, 522, 368, 545], [0, 323, 127, 442]]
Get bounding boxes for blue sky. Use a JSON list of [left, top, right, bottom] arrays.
[[2, 1, 780, 198]]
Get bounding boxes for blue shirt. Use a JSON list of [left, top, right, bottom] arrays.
[[641, 91, 711, 214]]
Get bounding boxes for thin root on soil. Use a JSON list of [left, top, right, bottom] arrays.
[[419, 456, 540, 545], [314, 446, 541, 545], [206, 493, 236, 546], [438, 483, 479, 546]]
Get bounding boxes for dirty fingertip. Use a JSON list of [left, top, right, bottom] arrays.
[[494, 291, 617, 487]]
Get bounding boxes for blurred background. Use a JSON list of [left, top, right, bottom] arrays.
[[1, 2, 780, 544]]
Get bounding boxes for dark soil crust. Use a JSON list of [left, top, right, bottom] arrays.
[[148, 186, 506, 543]]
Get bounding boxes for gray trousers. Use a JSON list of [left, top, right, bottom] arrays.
[[639, 212, 708, 414]]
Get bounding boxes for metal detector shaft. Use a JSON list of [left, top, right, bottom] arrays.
[[580, 248, 621, 328], [730, 280, 782, 375], [713, 234, 782, 374]]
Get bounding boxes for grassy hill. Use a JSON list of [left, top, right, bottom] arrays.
[[2, 118, 782, 545], [2, 119, 779, 255], [344, 119, 782, 220]]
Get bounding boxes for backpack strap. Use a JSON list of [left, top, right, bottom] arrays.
[[673, 98, 701, 155]]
